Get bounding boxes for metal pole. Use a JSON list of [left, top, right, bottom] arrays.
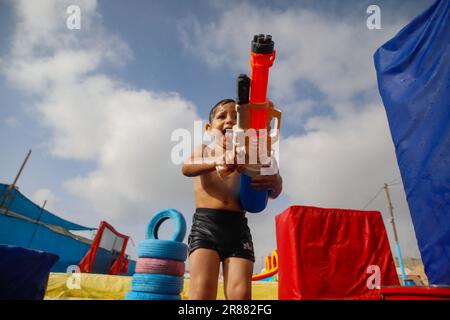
[[0, 149, 32, 209], [28, 199, 46, 248], [383, 183, 407, 285]]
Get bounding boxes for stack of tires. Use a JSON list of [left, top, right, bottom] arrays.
[[125, 209, 188, 300]]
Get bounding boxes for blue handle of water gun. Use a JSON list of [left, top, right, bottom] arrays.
[[239, 173, 268, 213]]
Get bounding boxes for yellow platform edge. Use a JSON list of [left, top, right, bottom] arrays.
[[45, 273, 278, 300]]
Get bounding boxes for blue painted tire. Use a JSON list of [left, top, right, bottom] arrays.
[[147, 208, 186, 242], [135, 258, 185, 276], [125, 291, 180, 300], [138, 239, 188, 261], [131, 273, 183, 295]]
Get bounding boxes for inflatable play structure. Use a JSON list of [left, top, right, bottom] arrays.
[[252, 250, 278, 281]]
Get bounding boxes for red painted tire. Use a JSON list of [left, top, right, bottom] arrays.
[[135, 258, 185, 276]]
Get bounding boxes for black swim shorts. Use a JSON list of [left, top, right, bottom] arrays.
[[188, 208, 255, 262]]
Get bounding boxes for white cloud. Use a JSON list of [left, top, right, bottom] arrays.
[[180, 4, 405, 107], [62, 89, 199, 220], [3, 1, 200, 232], [10, 0, 100, 57], [4, 116, 20, 128], [261, 104, 420, 258], [7, 50, 102, 94], [281, 105, 395, 208], [31, 188, 58, 213]]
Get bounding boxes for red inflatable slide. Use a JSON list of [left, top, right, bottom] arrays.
[[276, 205, 399, 300]]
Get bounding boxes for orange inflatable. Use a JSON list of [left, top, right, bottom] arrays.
[[252, 250, 278, 281]]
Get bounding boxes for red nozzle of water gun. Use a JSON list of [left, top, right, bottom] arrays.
[[250, 34, 276, 104]]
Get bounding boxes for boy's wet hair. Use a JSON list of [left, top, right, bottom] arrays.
[[208, 99, 235, 123]]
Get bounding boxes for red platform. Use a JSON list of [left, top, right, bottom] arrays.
[[276, 205, 400, 300], [380, 286, 450, 300]]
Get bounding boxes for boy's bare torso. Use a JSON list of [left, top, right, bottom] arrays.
[[194, 144, 244, 213]]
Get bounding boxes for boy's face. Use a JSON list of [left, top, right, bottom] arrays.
[[206, 102, 237, 137]]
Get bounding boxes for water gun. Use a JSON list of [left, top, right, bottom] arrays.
[[233, 34, 281, 213]]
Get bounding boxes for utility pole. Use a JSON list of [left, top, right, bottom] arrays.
[[0, 149, 32, 209], [383, 183, 407, 285]]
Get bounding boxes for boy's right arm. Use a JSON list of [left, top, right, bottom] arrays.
[[182, 144, 216, 177]]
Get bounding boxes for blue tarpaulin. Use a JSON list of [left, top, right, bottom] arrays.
[[0, 183, 95, 271], [0, 183, 94, 231], [0, 183, 135, 275], [0, 214, 91, 272], [374, 0, 449, 284]]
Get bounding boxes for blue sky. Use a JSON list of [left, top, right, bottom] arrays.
[[0, 0, 435, 267]]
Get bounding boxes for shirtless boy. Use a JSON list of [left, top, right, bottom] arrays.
[[182, 99, 282, 300]]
